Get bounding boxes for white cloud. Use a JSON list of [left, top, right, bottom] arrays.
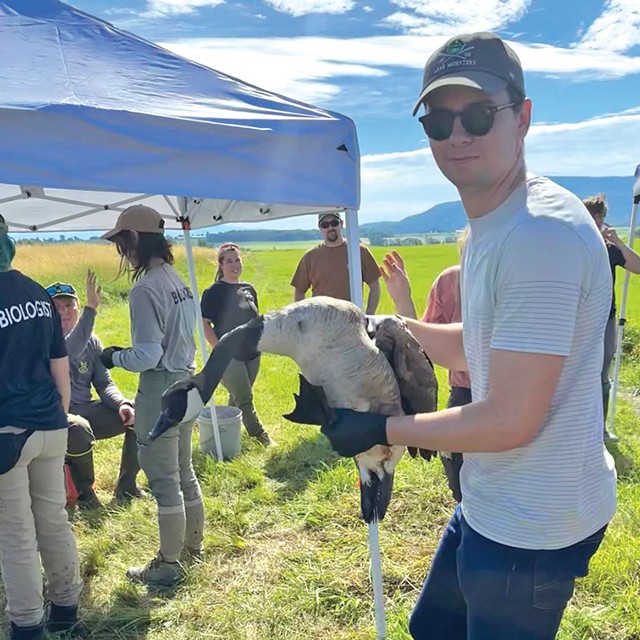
[[576, 0, 640, 53], [142, 0, 224, 18], [383, 0, 531, 36], [162, 35, 640, 107], [264, 0, 355, 17]]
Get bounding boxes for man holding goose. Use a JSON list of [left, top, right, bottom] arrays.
[[320, 32, 616, 640]]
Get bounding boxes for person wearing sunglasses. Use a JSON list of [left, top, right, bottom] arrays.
[[46, 271, 143, 510], [99, 205, 204, 588], [319, 32, 616, 640], [582, 194, 640, 441], [291, 212, 381, 313], [0, 215, 83, 639]]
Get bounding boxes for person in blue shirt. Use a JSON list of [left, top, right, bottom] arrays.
[[0, 214, 83, 640]]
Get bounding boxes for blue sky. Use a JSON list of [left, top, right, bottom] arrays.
[[68, 0, 640, 229]]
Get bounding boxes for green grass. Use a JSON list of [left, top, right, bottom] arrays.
[[7, 242, 640, 639]]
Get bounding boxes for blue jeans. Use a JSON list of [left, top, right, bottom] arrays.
[[409, 506, 606, 640]]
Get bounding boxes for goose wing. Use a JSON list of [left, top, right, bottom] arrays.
[[368, 315, 439, 461]]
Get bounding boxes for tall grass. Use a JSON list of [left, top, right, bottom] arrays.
[[5, 241, 640, 639]]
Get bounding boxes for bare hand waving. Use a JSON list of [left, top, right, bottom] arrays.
[[86, 269, 102, 310], [380, 251, 417, 319]]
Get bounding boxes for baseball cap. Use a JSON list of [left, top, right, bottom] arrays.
[[413, 32, 525, 116], [318, 212, 342, 224], [101, 205, 165, 240], [46, 282, 78, 300]]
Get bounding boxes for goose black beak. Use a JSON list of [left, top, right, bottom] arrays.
[[148, 408, 176, 442]]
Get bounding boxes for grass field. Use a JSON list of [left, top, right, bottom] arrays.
[[6, 241, 640, 640]]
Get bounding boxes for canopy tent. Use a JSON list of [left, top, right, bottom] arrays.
[[0, 0, 359, 232], [0, 0, 369, 433], [0, 2, 385, 634]]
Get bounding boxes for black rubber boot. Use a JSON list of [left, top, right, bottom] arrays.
[[10, 621, 44, 640], [114, 429, 143, 499], [46, 602, 83, 636], [67, 450, 102, 510]]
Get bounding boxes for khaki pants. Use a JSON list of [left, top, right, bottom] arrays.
[[0, 428, 82, 627], [134, 370, 204, 562], [222, 356, 265, 438]]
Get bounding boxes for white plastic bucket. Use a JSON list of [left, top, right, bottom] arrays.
[[197, 406, 242, 461]]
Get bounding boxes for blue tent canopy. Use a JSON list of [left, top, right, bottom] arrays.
[[0, 0, 360, 232]]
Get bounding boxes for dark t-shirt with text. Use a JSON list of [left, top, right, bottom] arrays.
[[200, 281, 259, 338], [0, 270, 68, 429]]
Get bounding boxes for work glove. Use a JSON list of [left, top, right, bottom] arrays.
[[320, 408, 389, 458], [100, 346, 124, 369]]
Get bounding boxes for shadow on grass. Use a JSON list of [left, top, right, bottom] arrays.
[[606, 439, 639, 482], [263, 433, 339, 501], [78, 574, 201, 638]]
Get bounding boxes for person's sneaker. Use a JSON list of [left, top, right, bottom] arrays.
[[114, 485, 148, 503], [253, 432, 275, 447], [126, 554, 186, 587], [76, 489, 104, 511], [180, 545, 205, 565]]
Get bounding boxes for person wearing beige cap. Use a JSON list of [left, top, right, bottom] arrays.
[[100, 204, 205, 587], [320, 32, 615, 639], [291, 212, 381, 313]]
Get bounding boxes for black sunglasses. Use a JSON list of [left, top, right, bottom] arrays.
[[320, 219, 340, 229], [419, 102, 517, 141]]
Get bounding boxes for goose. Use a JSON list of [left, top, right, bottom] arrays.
[[149, 296, 438, 523]]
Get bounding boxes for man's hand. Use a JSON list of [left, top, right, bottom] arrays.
[[100, 346, 124, 369], [320, 408, 389, 458], [380, 251, 417, 318], [119, 403, 135, 426], [86, 269, 102, 310]]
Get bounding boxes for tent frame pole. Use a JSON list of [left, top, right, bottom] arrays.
[[179, 197, 224, 462], [345, 208, 386, 640]]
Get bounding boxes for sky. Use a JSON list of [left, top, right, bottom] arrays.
[[68, 0, 640, 230]]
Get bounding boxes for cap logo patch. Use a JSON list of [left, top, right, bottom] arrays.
[[433, 41, 476, 75]]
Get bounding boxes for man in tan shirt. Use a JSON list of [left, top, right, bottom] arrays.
[[291, 213, 381, 313]]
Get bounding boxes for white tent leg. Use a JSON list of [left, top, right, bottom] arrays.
[[345, 209, 364, 309], [179, 199, 224, 462], [368, 521, 387, 639], [609, 168, 640, 434], [345, 208, 386, 639]]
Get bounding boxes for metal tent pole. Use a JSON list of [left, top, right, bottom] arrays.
[[179, 197, 224, 462], [345, 208, 386, 640], [608, 165, 640, 434]]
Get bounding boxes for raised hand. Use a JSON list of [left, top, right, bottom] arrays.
[[380, 251, 417, 318], [602, 225, 623, 249], [86, 269, 102, 310]]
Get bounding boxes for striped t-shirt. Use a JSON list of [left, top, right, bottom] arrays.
[[460, 175, 617, 550]]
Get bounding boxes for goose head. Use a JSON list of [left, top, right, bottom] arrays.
[[148, 315, 265, 441]]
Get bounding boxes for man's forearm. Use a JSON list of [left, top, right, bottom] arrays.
[[293, 288, 306, 303], [365, 280, 381, 314], [387, 397, 528, 454], [403, 319, 466, 371], [65, 307, 96, 357]]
